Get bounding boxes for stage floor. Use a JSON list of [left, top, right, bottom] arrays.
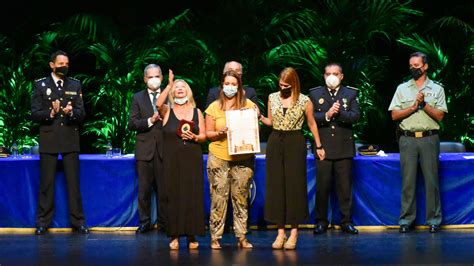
[[1, 229, 473, 265]]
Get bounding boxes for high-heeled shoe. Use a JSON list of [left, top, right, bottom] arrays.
[[210, 239, 221, 250], [284, 234, 298, 250], [169, 238, 179, 250], [272, 234, 287, 249], [237, 237, 253, 249], [188, 236, 199, 249]]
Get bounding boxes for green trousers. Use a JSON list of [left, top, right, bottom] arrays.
[[399, 134, 442, 226]]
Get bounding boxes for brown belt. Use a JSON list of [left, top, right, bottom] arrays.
[[399, 130, 438, 138]]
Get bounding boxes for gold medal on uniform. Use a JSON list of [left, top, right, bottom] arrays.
[[46, 88, 51, 96], [319, 98, 324, 104]]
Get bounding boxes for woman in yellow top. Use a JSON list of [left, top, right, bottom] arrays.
[[205, 70, 257, 249], [260, 67, 325, 250]]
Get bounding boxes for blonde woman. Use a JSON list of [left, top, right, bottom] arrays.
[[156, 72, 206, 250]]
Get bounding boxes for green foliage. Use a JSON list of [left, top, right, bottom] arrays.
[[0, 36, 41, 149], [0, 1, 472, 153]]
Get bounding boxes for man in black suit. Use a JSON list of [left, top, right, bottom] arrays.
[[205, 61, 259, 109], [31, 50, 88, 235], [128, 64, 167, 233], [309, 63, 360, 234]]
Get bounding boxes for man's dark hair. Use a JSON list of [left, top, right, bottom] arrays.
[[325, 62, 343, 73], [50, 50, 68, 62], [409, 51, 428, 64]]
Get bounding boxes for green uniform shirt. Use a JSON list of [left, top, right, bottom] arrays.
[[388, 78, 448, 131]]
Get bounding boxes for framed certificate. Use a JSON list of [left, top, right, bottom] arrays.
[[225, 108, 260, 155]]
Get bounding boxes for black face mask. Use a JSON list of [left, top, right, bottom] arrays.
[[280, 87, 292, 99], [55, 66, 69, 77], [409, 67, 423, 80]]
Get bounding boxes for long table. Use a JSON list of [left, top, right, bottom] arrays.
[[1, 153, 473, 228]]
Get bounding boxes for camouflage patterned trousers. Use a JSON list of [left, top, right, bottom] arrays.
[[207, 153, 254, 240]]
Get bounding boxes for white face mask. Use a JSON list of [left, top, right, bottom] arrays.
[[325, 74, 340, 89], [147, 77, 161, 89], [174, 96, 188, 105], [223, 85, 238, 98]]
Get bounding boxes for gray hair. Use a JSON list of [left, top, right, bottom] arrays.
[[223, 61, 243, 74], [144, 64, 162, 76]]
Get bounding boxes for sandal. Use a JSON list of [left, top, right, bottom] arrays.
[[188, 236, 199, 249], [284, 234, 298, 250], [237, 237, 253, 249], [169, 238, 179, 250], [272, 234, 287, 249], [210, 239, 221, 250]]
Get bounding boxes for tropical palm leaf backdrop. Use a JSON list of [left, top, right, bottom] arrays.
[[0, 0, 472, 153]]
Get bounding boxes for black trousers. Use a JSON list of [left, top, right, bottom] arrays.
[[315, 158, 353, 225], [136, 148, 165, 228], [36, 152, 85, 228]]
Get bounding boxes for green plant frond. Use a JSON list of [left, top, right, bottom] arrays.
[[265, 39, 328, 78], [149, 9, 191, 35], [363, 0, 422, 41], [88, 43, 113, 65], [266, 9, 321, 45], [34, 31, 59, 47], [64, 14, 99, 41], [435, 16, 474, 35]]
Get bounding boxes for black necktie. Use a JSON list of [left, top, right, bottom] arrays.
[[330, 89, 336, 99], [151, 92, 158, 113], [57, 80, 63, 90]]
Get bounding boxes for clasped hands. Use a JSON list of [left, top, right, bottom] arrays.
[[326, 101, 340, 119], [415, 91, 425, 108], [50, 100, 73, 117]]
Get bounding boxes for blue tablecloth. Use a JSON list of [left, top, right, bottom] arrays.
[[1, 153, 473, 228]]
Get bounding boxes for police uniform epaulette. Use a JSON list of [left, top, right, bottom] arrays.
[[309, 86, 324, 91], [432, 80, 444, 87], [346, 86, 359, 90], [35, 77, 47, 82], [69, 76, 80, 81]]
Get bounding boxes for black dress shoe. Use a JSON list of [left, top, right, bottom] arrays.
[[35, 226, 47, 235], [136, 224, 151, 234], [74, 225, 90, 234], [341, 223, 359, 234], [399, 224, 414, 233], [313, 224, 328, 234], [429, 225, 440, 233]]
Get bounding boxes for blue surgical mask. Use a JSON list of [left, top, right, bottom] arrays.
[[223, 85, 238, 98], [174, 96, 188, 105]]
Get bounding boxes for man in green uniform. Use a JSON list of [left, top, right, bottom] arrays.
[[388, 52, 448, 233]]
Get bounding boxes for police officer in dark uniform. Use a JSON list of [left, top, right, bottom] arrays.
[[308, 62, 360, 234], [31, 50, 88, 235]]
